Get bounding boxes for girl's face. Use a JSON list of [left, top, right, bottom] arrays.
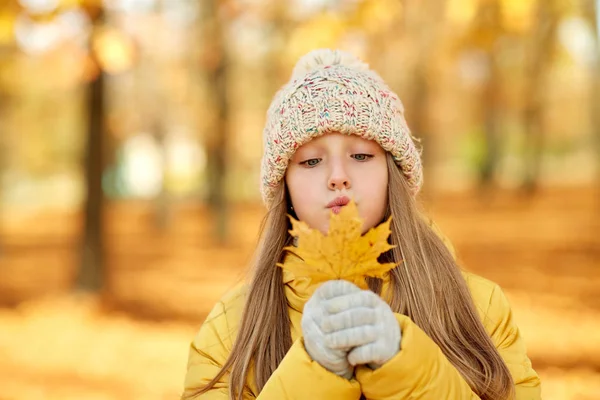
[[285, 132, 388, 234]]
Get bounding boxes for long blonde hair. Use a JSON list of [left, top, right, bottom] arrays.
[[183, 153, 514, 400]]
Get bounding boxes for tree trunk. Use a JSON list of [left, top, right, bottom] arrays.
[[0, 85, 6, 253], [521, 0, 556, 192], [402, 0, 448, 192], [151, 1, 170, 231], [265, 2, 290, 97], [202, 0, 229, 243], [78, 10, 105, 292], [153, 119, 170, 230], [478, 1, 502, 187], [481, 52, 501, 186], [592, 0, 600, 193]]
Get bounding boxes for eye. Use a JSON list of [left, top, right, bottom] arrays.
[[300, 158, 321, 167], [352, 154, 374, 161]]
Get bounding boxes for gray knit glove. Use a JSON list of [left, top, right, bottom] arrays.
[[322, 283, 401, 370], [301, 280, 361, 379]]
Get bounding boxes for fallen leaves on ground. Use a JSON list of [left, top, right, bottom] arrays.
[[0, 295, 197, 400], [1, 291, 599, 399]]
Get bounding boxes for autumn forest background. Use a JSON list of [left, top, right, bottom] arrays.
[[0, 0, 599, 399]]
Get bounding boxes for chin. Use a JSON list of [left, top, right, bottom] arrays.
[[360, 218, 380, 234], [316, 220, 329, 235], [318, 223, 329, 235]]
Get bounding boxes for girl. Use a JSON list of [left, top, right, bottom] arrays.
[[182, 49, 541, 399]]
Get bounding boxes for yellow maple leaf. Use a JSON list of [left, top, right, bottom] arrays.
[[277, 200, 397, 289]]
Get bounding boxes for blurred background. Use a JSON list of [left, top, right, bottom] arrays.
[[0, 0, 598, 399]]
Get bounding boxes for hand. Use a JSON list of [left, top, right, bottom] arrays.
[[322, 286, 401, 369], [301, 280, 362, 379]]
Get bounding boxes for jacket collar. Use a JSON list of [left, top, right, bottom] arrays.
[[282, 253, 319, 313]]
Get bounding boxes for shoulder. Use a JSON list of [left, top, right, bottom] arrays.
[[461, 270, 497, 314], [461, 271, 505, 322], [461, 273, 541, 391], [461, 271, 515, 339], [219, 283, 249, 317], [193, 283, 249, 350]]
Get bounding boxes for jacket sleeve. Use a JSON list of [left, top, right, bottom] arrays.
[[484, 284, 541, 399], [355, 287, 542, 400], [182, 301, 363, 400], [260, 338, 362, 399], [182, 301, 249, 399], [355, 314, 481, 400]]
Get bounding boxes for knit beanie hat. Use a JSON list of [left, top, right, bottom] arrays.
[[260, 48, 422, 207]]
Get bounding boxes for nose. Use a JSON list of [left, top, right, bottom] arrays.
[[328, 162, 351, 190]]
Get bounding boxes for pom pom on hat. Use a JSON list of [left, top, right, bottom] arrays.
[[260, 48, 423, 207], [290, 49, 371, 81]]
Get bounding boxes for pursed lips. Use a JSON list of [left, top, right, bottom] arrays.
[[326, 196, 351, 214]]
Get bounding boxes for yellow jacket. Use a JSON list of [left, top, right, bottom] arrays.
[[183, 261, 541, 399]]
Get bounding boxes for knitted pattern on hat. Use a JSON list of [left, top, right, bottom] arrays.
[[260, 49, 422, 207]]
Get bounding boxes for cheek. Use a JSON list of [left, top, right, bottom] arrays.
[[358, 163, 388, 222], [285, 170, 318, 206], [373, 172, 389, 214], [359, 160, 387, 192]]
